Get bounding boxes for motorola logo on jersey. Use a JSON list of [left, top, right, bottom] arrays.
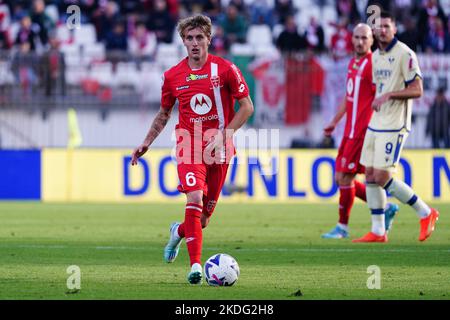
[[347, 78, 354, 95], [190, 93, 213, 115]]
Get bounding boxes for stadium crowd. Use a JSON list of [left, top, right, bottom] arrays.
[[2, 0, 450, 55], [0, 0, 449, 148]]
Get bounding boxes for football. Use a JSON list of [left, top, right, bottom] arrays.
[[204, 253, 240, 286]]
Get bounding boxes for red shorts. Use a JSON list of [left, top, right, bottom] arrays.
[[177, 162, 229, 217], [335, 137, 365, 174]]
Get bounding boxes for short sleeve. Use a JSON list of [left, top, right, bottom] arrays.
[[161, 73, 176, 109], [227, 63, 249, 100], [402, 51, 422, 85]]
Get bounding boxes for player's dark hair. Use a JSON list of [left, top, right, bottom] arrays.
[[380, 10, 396, 23], [177, 14, 212, 40]]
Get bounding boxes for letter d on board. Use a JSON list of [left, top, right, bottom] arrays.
[[124, 156, 150, 195]]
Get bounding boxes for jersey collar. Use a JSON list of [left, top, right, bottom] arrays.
[[381, 37, 398, 53]]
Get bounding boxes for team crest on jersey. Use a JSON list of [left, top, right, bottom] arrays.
[[186, 74, 208, 82], [388, 56, 395, 64], [210, 75, 221, 88], [190, 93, 213, 115]]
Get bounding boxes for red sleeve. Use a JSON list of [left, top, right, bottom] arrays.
[[226, 63, 249, 100], [160, 72, 176, 109]]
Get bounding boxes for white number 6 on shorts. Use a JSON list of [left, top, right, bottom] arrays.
[[186, 172, 196, 187]]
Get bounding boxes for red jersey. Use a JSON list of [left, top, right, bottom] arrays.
[[161, 54, 249, 137], [343, 52, 375, 139]]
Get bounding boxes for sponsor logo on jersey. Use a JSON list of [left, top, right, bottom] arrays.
[[190, 114, 219, 123], [375, 69, 392, 78], [190, 93, 213, 115], [176, 85, 190, 91], [186, 74, 208, 82]]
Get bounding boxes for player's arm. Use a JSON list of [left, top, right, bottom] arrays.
[[324, 97, 346, 136], [372, 77, 423, 111], [225, 96, 254, 135], [386, 77, 423, 100], [131, 106, 173, 165]]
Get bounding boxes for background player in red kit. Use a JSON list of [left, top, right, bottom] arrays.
[[131, 15, 254, 284], [321, 23, 399, 239]]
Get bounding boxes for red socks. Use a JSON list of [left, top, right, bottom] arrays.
[[338, 181, 367, 225], [354, 180, 367, 201], [183, 203, 203, 266], [338, 185, 355, 225]]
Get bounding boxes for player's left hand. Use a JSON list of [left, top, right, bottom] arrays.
[[372, 93, 391, 112]]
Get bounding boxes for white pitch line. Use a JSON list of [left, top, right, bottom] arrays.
[[0, 244, 449, 254]]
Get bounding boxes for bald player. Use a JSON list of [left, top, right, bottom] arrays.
[[322, 23, 399, 239], [353, 11, 439, 243]]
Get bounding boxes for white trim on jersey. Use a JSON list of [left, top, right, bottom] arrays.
[[211, 62, 226, 162], [349, 58, 369, 139]]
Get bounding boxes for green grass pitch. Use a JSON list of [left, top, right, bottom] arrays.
[[0, 202, 449, 300]]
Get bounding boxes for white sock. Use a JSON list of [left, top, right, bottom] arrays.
[[337, 223, 348, 232], [366, 183, 387, 210], [412, 199, 431, 218], [191, 262, 202, 271], [366, 183, 386, 235], [384, 178, 431, 218], [371, 213, 385, 236]]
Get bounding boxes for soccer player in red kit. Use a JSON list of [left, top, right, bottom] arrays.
[[321, 23, 399, 239], [131, 15, 253, 284]]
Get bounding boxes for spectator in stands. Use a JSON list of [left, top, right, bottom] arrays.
[[146, 0, 175, 43], [128, 21, 157, 61], [398, 17, 419, 51], [276, 15, 307, 54], [120, 0, 145, 15], [105, 20, 128, 51], [210, 24, 229, 57], [10, 2, 29, 22], [228, 0, 248, 17], [426, 87, 450, 148], [221, 3, 247, 44], [94, 0, 121, 42], [417, 0, 447, 52], [249, 0, 275, 28], [329, 18, 353, 60], [31, 0, 55, 47], [304, 17, 325, 53], [393, 0, 414, 22], [274, 0, 296, 25], [424, 15, 446, 52], [336, 0, 361, 26], [0, 1, 11, 31], [41, 35, 65, 97], [15, 15, 39, 51], [203, 0, 222, 23], [11, 41, 39, 98], [0, 9, 11, 49]]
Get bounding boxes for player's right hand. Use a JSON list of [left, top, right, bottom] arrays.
[[131, 144, 149, 166], [323, 123, 335, 137]]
